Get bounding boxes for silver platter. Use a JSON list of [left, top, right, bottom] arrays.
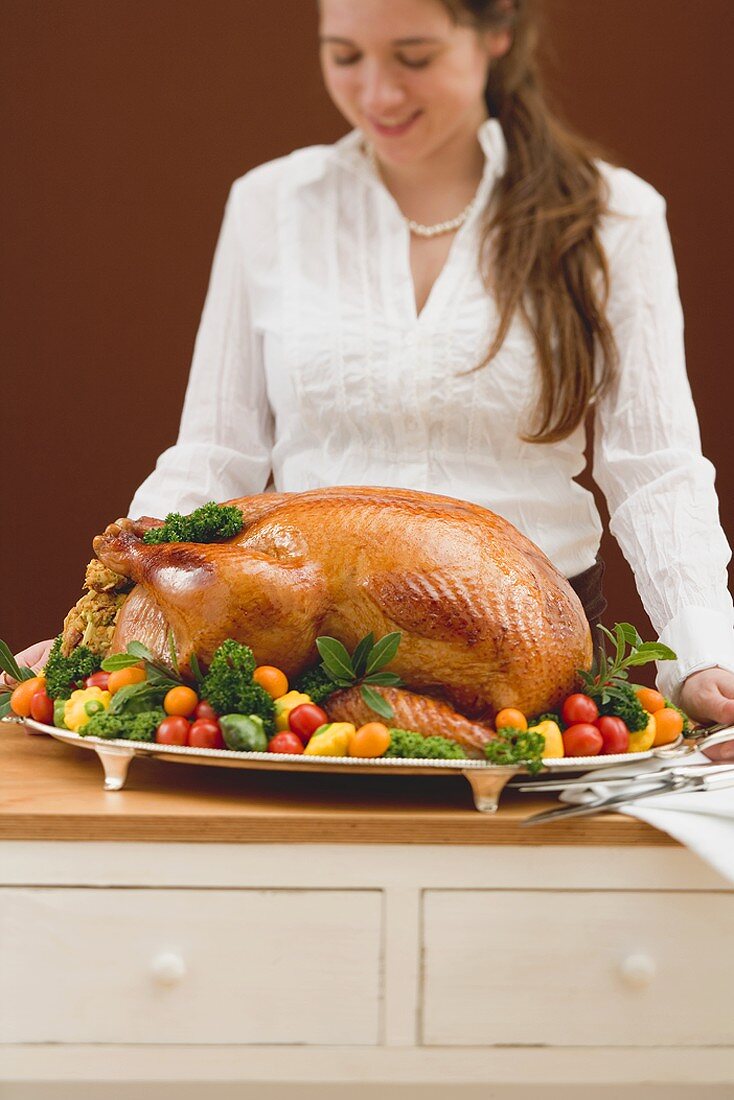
[[5, 717, 684, 814]]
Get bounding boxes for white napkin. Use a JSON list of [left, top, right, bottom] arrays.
[[560, 753, 734, 884]]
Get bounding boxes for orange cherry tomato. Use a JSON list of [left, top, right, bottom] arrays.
[[164, 685, 199, 717], [9, 676, 47, 718], [253, 665, 289, 699], [651, 707, 684, 746], [107, 667, 146, 694], [635, 687, 666, 714], [494, 708, 528, 732], [348, 722, 392, 758]]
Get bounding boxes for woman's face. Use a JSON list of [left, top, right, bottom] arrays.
[[319, 0, 510, 168]]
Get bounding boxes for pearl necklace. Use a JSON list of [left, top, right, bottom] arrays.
[[367, 145, 478, 239]]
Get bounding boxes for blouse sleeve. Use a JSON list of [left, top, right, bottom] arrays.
[[127, 182, 274, 518], [592, 188, 734, 703]]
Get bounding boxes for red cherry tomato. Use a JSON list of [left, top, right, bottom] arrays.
[[156, 716, 190, 745], [30, 690, 54, 725], [287, 703, 329, 745], [267, 732, 304, 755], [595, 715, 630, 755], [561, 693, 599, 726], [85, 671, 111, 691], [194, 701, 218, 721], [562, 723, 603, 757], [189, 719, 225, 750]]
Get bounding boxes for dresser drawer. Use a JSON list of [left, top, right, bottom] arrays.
[[0, 887, 382, 1044], [421, 889, 734, 1047]]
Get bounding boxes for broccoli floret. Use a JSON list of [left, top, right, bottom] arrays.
[[595, 682, 649, 733], [293, 664, 336, 706], [200, 639, 275, 734], [81, 708, 166, 742], [143, 502, 243, 545], [384, 728, 467, 760], [485, 727, 546, 774], [44, 635, 100, 700]]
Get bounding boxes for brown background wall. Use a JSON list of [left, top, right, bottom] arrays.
[[3, 0, 733, 683]]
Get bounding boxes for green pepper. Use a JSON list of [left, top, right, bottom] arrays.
[[219, 713, 268, 752], [53, 698, 69, 729]]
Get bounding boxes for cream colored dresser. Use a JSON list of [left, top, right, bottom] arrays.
[[1, 723, 733, 1099]]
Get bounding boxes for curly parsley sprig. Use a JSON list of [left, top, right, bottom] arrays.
[[143, 501, 243, 545], [485, 726, 546, 774]]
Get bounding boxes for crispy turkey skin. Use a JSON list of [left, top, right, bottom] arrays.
[[91, 486, 592, 720]]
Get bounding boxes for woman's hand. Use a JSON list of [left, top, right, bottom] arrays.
[[679, 668, 734, 761], [0, 638, 55, 689]]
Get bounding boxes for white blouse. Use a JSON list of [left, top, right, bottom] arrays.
[[128, 118, 734, 702]]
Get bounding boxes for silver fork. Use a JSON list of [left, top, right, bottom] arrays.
[[521, 764, 734, 826]]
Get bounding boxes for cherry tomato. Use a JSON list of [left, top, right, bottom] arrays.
[[155, 716, 190, 745], [635, 687, 666, 714], [85, 671, 110, 691], [287, 703, 329, 745], [108, 667, 146, 694], [189, 719, 225, 749], [253, 665, 289, 699], [267, 732, 304, 754], [562, 723, 603, 757], [164, 685, 199, 717], [495, 708, 528, 731], [194, 700, 218, 721], [561, 693, 599, 726], [595, 715, 630, 755], [348, 722, 391, 758], [9, 676, 47, 718], [651, 707, 684, 746], [29, 690, 54, 725]]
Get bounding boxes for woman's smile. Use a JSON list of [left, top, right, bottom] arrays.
[[367, 109, 423, 137]]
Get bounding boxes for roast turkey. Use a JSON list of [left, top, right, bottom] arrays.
[[90, 486, 592, 722]]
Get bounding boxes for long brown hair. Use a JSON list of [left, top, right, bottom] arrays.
[[443, 0, 618, 443]]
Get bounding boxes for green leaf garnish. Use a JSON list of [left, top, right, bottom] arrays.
[[126, 641, 156, 662], [167, 631, 180, 677], [0, 639, 37, 683], [362, 671, 402, 687], [351, 632, 375, 677], [360, 684, 394, 720], [189, 652, 205, 685], [580, 621, 677, 703], [303, 631, 404, 711], [364, 631, 401, 676], [316, 637, 355, 680], [101, 653, 144, 672]]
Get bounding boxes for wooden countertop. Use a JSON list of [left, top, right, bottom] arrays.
[[0, 722, 676, 845]]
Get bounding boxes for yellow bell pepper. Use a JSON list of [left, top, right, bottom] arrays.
[[627, 713, 656, 753], [63, 687, 112, 732], [303, 722, 355, 756], [528, 719, 564, 759], [273, 690, 312, 731]]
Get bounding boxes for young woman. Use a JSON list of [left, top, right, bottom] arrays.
[[12, 0, 734, 745]]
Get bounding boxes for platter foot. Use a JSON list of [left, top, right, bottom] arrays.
[[94, 744, 135, 790], [462, 766, 523, 813]]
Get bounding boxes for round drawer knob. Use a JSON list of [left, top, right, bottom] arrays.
[[150, 951, 186, 986], [619, 952, 656, 988]]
